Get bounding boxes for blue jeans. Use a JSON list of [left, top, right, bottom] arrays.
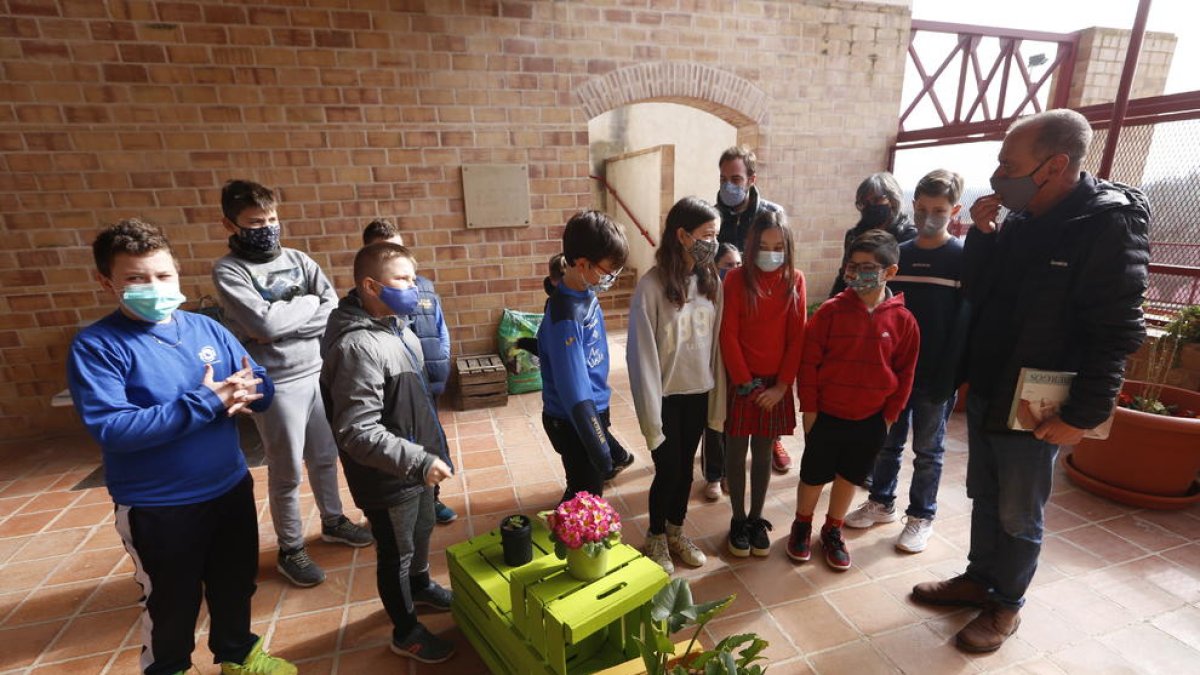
[[964, 392, 1058, 610], [867, 385, 952, 519]]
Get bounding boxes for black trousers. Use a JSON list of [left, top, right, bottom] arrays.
[[648, 393, 709, 534], [114, 473, 259, 675], [364, 486, 435, 641]]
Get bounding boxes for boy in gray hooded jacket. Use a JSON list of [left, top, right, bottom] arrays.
[[320, 242, 456, 664]]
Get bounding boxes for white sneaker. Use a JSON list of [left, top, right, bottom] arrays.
[[844, 500, 898, 529], [644, 532, 674, 574], [666, 523, 707, 567], [895, 516, 934, 553], [703, 481, 722, 501]]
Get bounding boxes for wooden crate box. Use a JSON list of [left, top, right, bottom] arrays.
[[455, 354, 509, 410]]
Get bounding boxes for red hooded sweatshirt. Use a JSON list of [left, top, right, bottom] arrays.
[[798, 288, 919, 421]]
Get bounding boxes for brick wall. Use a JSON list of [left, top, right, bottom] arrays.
[[0, 0, 911, 439]]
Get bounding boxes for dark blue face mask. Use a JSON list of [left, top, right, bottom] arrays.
[[236, 223, 281, 252], [378, 284, 419, 316]]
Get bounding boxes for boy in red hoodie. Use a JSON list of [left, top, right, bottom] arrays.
[[788, 230, 919, 570]]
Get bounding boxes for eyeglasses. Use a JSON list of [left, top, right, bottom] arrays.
[[844, 262, 882, 274], [593, 262, 622, 283]]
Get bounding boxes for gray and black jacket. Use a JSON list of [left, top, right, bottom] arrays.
[[319, 291, 444, 510]]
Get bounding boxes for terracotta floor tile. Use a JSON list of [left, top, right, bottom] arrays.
[[0, 556, 64, 593], [1049, 638, 1141, 673], [1029, 578, 1133, 637], [1039, 535, 1107, 577], [732, 551, 817, 607], [0, 474, 62, 499], [705, 605, 800, 664], [0, 619, 68, 670], [1013, 598, 1088, 653], [687, 568, 761, 618], [81, 576, 140, 614], [872, 623, 974, 675], [1050, 488, 1132, 523], [0, 510, 59, 538], [16, 490, 84, 515], [467, 486, 519, 517], [270, 606, 344, 662], [305, 539, 359, 572], [1151, 604, 1200, 651], [45, 504, 115, 532], [277, 569, 351, 617], [12, 527, 90, 562], [42, 606, 139, 662], [808, 640, 898, 674], [339, 602, 392, 651], [1057, 524, 1146, 565], [1103, 622, 1200, 673], [43, 547, 125, 586], [6, 580, 97, 626], [1083, 558, 1191, 615], [30, 652, 111, 674], [0, 534, 32, 565], [1098, 513, 1189, 552], [825, 582, 921, 636], [1135, 510, 1200, 540], [769, 596, 858, 654]]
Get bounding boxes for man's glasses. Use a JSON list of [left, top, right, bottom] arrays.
[[594, 263, 622, 283]]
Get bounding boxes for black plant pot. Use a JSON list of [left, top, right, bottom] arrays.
[[499, 514, 532, 567]]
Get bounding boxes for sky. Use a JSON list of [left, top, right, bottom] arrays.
[[893, 0, 1198, 197]]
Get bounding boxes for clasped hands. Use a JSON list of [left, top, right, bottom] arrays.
[[203, 355, 263, 417]]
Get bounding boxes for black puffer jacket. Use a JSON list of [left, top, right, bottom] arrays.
[[962, 174, 1150, 432], [828, 213, 918, 297], [319, 291, 443, 510]]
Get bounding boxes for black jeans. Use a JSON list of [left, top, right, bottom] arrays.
[[648, 393, 708, 534], [114, 474, 259, 675], [701, 426, 725, 482], [364, 486, 436, 641]]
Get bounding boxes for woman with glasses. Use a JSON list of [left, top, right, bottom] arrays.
[[829, 172, 918, 297]]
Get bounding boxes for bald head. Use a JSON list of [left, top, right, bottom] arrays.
[[1007, 109, 1093, 171]]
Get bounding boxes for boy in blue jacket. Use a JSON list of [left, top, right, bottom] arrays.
[[538, 211, 630, 502], [362, 219, 457, 524], [67, 220, 295, 675]]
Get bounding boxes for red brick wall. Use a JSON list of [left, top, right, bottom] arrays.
[[0, 0, 911, 438]]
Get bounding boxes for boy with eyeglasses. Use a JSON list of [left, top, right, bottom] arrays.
[[537, 211, 630, 503], [788, 230, 919, 570], [845, 169, 968, 554]]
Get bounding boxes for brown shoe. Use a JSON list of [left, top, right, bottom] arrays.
[[955, 605, 1021, 653], [911, 574, 989, 607]]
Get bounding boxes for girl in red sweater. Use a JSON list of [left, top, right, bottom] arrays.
[[719, 210, 806, 558]]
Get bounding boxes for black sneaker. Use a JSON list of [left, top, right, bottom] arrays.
[[320, 516, 374, 548], [728, 518, 750, 558], [749, 518, 773, 557], [821, 526, 852, 571], [413, 581, 453, 611], [391, 624, 455, 664], [606, 452, 635, 481], [277, 547, 326, 587]]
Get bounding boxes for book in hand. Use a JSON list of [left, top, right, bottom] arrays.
[[1007, 368, 1114, 440]]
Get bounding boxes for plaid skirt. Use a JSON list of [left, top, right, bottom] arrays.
[[725, 377, 796, 437]]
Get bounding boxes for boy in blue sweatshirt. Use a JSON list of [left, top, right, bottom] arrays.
[[538, 211, 630, 502], [362, 219, 457, 525], [844, 170, 969, 554], [67, 220, 295, 675]]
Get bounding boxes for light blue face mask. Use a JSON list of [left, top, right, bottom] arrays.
[[719, 182, 748, 207], [756, 250, 785, 273], [122, 283, 186, 322]]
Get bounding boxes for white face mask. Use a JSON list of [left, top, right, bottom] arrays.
[[915, 212, 951, 237], [756, 250, 785, 273]]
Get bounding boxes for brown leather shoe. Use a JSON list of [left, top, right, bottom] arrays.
[[911, 574, 989, 607], [955, 605, 1021, 653]]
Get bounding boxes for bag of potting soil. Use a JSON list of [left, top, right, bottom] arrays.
[[498, 308, 543, 394]]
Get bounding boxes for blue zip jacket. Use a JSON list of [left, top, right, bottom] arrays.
[[537, 284, 612, 475], [67, 310, 274, 507]]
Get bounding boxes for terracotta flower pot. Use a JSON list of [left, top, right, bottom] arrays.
[[1063, 380, 1200, 509]]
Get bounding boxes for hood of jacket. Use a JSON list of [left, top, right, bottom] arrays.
[[320, 290, 413, 357]]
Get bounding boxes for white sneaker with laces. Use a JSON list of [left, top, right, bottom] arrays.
[[644, 532, 674, 574], [895, 516, 934, 553], [665, 522, 707, 567], [844, 500, 898, 529], [703, 481, 722, 501]]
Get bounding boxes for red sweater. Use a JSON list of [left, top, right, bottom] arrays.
[[720, 266, 806, 386], [799, 288, 919, 421]]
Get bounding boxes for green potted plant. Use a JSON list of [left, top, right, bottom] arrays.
[[596, 577, 768, 675], [499, 514, 533, 567], [1064, 305, 1200, 509]]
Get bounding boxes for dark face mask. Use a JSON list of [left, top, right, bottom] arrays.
[[859, 203, 892, 229], [236, 223, 281, 252], [990, 155, 1053, 213]]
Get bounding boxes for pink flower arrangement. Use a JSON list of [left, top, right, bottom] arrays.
[[542, 492, 622, 558]]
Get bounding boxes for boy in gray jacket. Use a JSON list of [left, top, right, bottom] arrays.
[[320, 242, 456, 664], [213, 180, 372, 588]]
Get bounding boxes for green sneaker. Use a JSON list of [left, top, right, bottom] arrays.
[[220, 638, 297, 675]]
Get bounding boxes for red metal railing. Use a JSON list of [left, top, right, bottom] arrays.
[[590, 174, 657, 247], [896, 20, 1079, 149]]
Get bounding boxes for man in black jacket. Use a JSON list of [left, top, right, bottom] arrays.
[[910, 109, 1150, 653]]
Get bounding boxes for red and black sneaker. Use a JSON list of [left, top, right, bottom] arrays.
[[786, 519, 812, 562], [391, 624, 455, 664], [771, 439, 792, 472], [821, 525, 852, 571]]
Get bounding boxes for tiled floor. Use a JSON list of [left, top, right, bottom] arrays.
[[2, 332, 1198, 674]]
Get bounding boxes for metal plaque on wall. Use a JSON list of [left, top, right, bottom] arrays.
[[461, 164, 531, 229]]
